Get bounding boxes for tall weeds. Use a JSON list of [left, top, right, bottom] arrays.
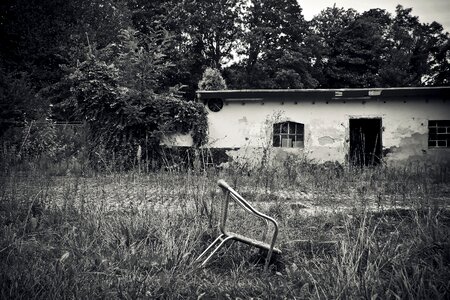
[[1, 157, 449, 299]]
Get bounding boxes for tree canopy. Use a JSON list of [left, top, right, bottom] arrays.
[[1, 1, 447, 97]]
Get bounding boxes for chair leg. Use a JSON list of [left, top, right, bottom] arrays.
[[196, 235, 234, 267], [264, 248, 274, 271], [196, 234, 226, 263]]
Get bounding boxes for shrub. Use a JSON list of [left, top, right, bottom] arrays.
[[198, 67, 227, 90]]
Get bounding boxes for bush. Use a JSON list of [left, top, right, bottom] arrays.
[[198, 67, 227, 90]]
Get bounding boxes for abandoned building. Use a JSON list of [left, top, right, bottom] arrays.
[[167, 87, 450, 167]]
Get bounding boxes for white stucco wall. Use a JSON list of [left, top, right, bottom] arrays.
[[206, 96, 450, 165]]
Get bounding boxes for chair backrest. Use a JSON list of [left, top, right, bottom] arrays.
[[217, 180, 280, 270], [217, 179, 279, 238]]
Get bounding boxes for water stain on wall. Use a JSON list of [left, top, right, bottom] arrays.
[[238, 116, 248, 124], [318, 136, 335, 146]]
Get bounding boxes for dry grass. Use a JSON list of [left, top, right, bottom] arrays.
[[1, 160, 449, 299]]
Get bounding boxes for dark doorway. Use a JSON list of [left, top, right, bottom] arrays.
[[349, 118, 382, 166]]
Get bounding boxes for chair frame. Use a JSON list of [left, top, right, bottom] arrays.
[[196, 179, 281, 271]]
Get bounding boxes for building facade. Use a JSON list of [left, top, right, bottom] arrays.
[[195, 87, 450, 166]]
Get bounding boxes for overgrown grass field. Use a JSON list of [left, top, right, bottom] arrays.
[[1, 160, 449, 299]]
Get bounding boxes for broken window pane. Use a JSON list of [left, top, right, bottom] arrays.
[[273, 123, 281, 134], [273, 135, 280, 147], [428, 120, 450, 148], [273, 121, 304, 148]]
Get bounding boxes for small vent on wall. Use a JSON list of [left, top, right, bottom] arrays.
[[368, 90, 382, 96]]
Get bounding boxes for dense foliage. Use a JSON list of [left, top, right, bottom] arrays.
[[64, 28, 207, 151], [0, 0, 449, 160]]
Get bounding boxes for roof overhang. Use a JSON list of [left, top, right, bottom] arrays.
[[197, 87, 450, 102]]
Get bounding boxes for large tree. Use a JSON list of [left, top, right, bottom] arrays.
[[329, 9, 391, 87], [126, 0, 243, 98], [379, 5, 449, 86], [226, 0, 316, 89], [429, 35, 450, 86], [310, 6, 359, 87], [310, 5, 449, 88]]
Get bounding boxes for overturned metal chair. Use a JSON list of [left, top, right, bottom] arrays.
[[196, 179, 281, 270]]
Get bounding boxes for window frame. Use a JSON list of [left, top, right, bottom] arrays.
[[428, 120, 450, 148], [273, 121, 304, 148]]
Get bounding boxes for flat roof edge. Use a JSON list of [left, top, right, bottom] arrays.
[[198, 86, 450, 93], [197, 86, 450, 100]]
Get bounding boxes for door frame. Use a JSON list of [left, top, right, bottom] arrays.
[[348, 117, 383, 166]]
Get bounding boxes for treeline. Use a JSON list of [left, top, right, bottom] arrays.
[[0, 0, 449, 166]]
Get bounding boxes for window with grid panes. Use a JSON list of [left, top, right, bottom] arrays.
[[273, 121, 304, 148], [428, 120, 450, 148]]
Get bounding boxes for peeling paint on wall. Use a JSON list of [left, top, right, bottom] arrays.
[[385, 133, 427, 162], [395, 125, 416, 136]]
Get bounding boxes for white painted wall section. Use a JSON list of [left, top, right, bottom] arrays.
[[205, 95, 450, 165]]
